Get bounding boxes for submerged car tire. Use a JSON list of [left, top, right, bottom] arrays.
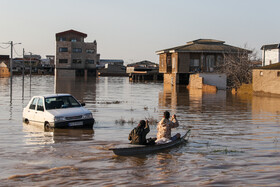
[[24, 119, 29, 124], [44, 122, 52, 131]]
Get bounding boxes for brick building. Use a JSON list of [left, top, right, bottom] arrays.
[[55, 29, 100, 78]]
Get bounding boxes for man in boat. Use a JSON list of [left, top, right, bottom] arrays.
[[157, 111, 181, 142], [128, 120, 150, 145]]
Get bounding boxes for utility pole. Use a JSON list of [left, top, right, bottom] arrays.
[[10, 41, 13, 99], [22, 48, 25, 99], [29, 52, 32, 97]]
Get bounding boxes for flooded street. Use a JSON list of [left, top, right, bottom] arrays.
[[1, 75, 280, 186]]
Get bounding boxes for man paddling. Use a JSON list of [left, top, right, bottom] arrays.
[[157, 111, 181, 142]]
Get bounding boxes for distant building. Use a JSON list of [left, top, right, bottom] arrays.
[[126, 60, 158, 73], [261, 43, 280, 66], [98, 59, 124, 68], [156, 39, 250, 85], [97, 59, 126, 76], [126, 60, 162, 81], [55, 29, 100, 78], [0, 55, 10, 77]]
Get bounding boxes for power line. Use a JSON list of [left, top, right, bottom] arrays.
[[0, 45, 10, 49]]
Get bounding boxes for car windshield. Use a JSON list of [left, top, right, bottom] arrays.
[[45, 96, 81, 110]]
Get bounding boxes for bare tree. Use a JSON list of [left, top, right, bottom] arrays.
[[217, 45, 260, 89]]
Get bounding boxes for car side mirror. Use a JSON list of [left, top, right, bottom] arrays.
[[81, 103, 85, 106]]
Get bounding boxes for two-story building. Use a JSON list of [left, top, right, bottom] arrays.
[[55, 29, 100, 78], [156, 39, 249, 85], [261, 43, 280, 66]]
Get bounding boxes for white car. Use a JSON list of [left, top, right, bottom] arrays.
[[23, 94, 95, 129]]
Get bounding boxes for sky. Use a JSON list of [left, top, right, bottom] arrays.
[[0, 0, 279, 64]]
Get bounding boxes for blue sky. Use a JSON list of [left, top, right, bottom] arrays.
[[0, 0, 279, 64]]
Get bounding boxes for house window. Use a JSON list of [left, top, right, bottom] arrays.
[[277, 71, 280, 77], [85, 59, 95, 64], [59, 59, 68, 63], [71, 38, 77, 42], [72, 59, 82, 64], [73, 48, 82, 53], [59, 47, 68, 52], [260, 71, 263, 76], [190, 59, 200, 67], [59, 37, 66, 41], [86, 49, 95, 53]]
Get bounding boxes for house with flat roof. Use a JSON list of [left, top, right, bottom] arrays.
[[55, 29, 100, 78], [261, 43, 280, 66], [156, 39, 250, 85]]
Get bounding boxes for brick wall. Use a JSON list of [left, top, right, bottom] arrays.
[[253, 69, 280, 95]]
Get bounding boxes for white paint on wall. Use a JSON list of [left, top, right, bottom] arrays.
[[262, 49, 280, 66], [199, 73, 227, 90]]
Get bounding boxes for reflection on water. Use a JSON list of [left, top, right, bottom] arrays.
[[1, 76, 280, 186], [22, 123, 94, 145]]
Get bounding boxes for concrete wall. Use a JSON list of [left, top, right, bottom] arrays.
[[55, 69, 76, 79], [159, 54, 167, 73], [262, 49, 280, 66], [164, 73, 178, 85], [199, 73, 227, 90], [253, 69, 280, 95], [188, 74, 203, 89]]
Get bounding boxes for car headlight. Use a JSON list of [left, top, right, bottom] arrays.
[[83, 113, 93, 119], [54, 116, 65, 122]]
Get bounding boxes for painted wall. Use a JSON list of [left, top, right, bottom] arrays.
[[199, 73, 227, 90], [262, 49, 280, 66], [253, 69, 280, 95]]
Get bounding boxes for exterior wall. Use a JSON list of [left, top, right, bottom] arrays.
[[56, 31, 98, 75], [159, 53, 167, 73], [55, 69, 76, 79], [164, 73, 178, 85], [0, 67, 10, 77], [199, 73, 227, 90], [56, 41, 72, 68], [178, 53, 190, 73], [253, 69, 280, 95], [262, 49, 280, 66], [171, 53, 178, 73], [188, 74, 203, 89]]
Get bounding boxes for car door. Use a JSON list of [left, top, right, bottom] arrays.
[[33, 97, 45, 124], [26, 97, 39, 123]]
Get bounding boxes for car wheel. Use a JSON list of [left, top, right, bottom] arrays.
[[44, 122, 51, 131], [24, 119, 29, 124]]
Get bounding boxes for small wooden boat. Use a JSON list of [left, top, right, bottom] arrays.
[[110, 129, 191, 156]]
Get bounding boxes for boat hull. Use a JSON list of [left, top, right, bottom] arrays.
[[110, 129, 191, 156]]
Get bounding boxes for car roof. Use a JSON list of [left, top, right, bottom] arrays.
[[34, 93, 72, 98]]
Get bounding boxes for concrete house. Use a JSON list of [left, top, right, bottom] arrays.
[[253, 62, 280, 96], [261, 43, 280, 66], [156, 39, 249, 85], [55, 29, 100, 78]]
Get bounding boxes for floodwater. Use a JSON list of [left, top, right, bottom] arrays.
[[1, 75, 280, 186]]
